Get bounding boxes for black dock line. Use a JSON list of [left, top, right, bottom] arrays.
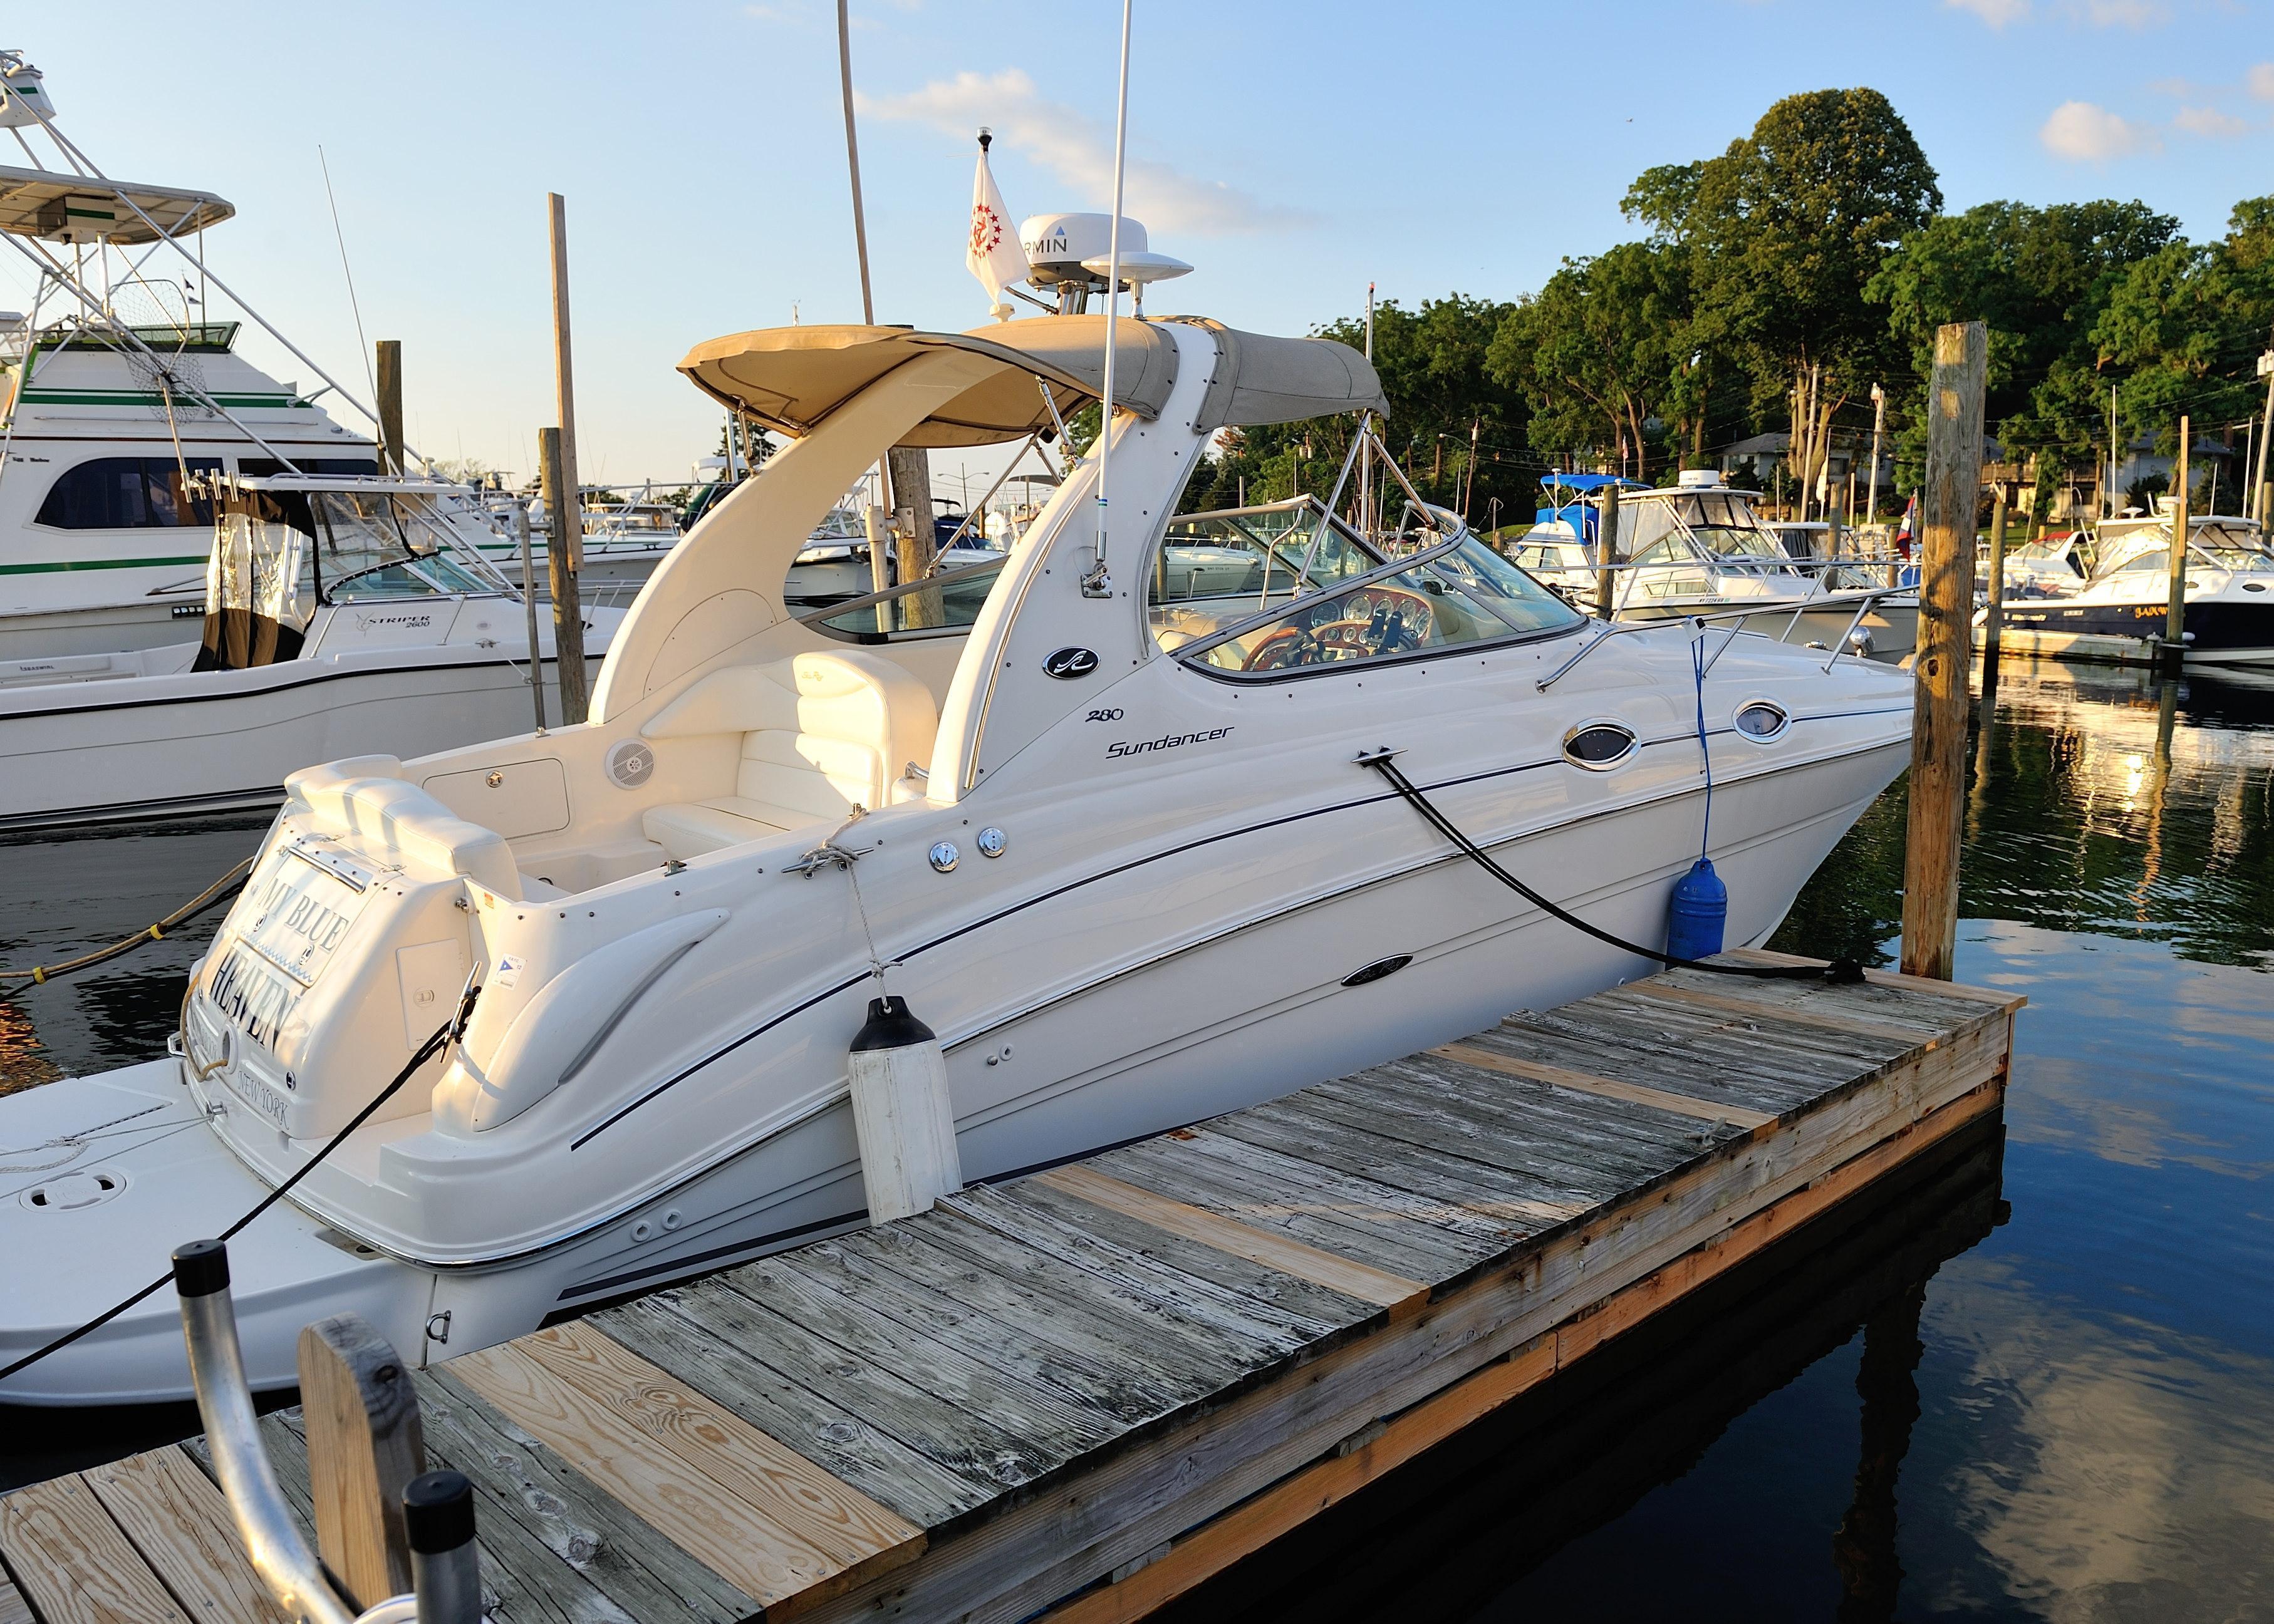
[[1358, 752, 1861, 985]]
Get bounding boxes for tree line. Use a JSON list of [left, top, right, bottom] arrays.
[[1188, 87, 2274, 528]]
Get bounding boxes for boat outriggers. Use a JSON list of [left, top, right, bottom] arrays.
[[0, 312, 1915, 1404]]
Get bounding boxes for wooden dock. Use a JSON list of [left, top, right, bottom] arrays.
[[0, 951, 2020, 1624]]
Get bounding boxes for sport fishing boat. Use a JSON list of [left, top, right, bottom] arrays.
[[1604, 472, 1919, 662], [0, 473, 617, 831], [0, 53, 659, 656], [0, 312, 1914, 1404], [1986, 504, 2273, 666]]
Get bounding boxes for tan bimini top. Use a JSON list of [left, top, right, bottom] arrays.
[[0, 166, 235, 243], [678, 314, 1388, 448]]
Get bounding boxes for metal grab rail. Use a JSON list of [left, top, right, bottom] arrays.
[[173, 1240, 480, 1623], [1535, 582, 1917, 692]]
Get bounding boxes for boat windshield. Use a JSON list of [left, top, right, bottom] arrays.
[[1151, 499, 1582, 675], [309, 490, 494, 601]]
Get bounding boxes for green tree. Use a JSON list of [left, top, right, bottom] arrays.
[[1487, 240, 1698, 477], [2092, 195, 2274, 469], [1868, 199, 2178, 515], [1632, 88, 1942, 505]]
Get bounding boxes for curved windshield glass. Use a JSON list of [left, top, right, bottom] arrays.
[[1154, 500, 1582, 676]]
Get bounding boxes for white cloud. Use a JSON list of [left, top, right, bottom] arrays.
[[2174, 105, 2247, 137], [1946, 0, 2031, 25], [2069, 0, 2167, 25], [859, 68, 1315, 236], [2040, 100, 2158, 160], [2248, 63, 2274, 101]]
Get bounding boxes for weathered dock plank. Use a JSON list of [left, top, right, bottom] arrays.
[[0, 959, 2021, 1624]]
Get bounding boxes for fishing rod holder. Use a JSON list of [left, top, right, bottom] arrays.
[[174, 1239, 481, 1624]]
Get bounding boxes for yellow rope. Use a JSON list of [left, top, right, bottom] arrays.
[[1, 855, 254, 986]]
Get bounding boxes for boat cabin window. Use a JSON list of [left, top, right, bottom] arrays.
[[33, 456, 223, 529], [1153, 500, 1582, 676], [804, 559, 1009, 643]]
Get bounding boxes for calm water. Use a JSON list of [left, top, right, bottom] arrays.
[[3, 656, 2270, 1620]]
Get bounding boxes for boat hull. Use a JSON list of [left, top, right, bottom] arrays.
[[1979, 597, 2274, 667], [0, 734, 1903, 1403], [0, 647, 600, 832]]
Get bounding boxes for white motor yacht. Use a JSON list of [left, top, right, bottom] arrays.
[[0, 53, 658, 656], [0, 474, 616, 831], [0, 313, 1913, 1405], [1606, 472, 1919, 662], [1988, 505, 2273, 665]]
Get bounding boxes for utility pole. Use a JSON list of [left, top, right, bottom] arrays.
[[2254, 338, 2274, 525], [1899, 321, 1987, 983], [2164, 416, 2191, 669], [1462, 416, 1480, 520], [2109, 383, 2121, 518], [1866, 382, 1885, 528]]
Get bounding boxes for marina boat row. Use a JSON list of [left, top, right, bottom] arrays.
[[1507, 470, 1920, 662], [1983, 500, 2274, 667]]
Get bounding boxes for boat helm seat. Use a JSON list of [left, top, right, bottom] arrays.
[[638, 649, 937, 859]]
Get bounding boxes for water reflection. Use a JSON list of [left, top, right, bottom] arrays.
[[1778, 654, 2274, 970], [0, 815, 267, 1094]]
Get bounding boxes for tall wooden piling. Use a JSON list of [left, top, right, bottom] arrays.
[[374, 340, 403, 476], [546, 194, 584, 581], [2164, 416, 2191, 669], [540, 427, 589, 725], [1899, 321, 1988, 983], [1593, 482, 1624, 619], [888, 445, 940, 629]]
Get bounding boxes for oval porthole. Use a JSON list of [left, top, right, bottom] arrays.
[[1342, 953, 1413, 988], [1563, 721, 1637, 770], [1734, 701, 1790, 742]]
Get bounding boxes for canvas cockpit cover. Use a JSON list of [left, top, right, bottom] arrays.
[[678, 314, 1387, 448]]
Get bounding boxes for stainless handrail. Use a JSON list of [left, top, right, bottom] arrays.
[[1535, 584, 1914, 691], [174, 1240, 471, 1623], [175, 1239, 365, 1624]]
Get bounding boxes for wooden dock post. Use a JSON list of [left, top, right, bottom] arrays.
[[1982, 492, 2007, 653], [540, 427, 589, 724], [375, 340, 404, 476], [888, 445, 941, 629], [2163, 416, 2191, 673], [1593, 481, 1623, 619], [546, 194, 586, 584], [298, 1314, 424, 1609], [1899, 320, 1988, 983]]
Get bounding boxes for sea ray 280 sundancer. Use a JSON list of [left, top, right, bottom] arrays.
[[0, 313, 1914, 1404]]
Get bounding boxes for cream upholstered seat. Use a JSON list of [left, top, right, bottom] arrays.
[[637, 650, 937, 859]]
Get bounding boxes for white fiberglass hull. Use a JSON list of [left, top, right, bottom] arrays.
[[0, 728, 1901, 1405], [0, 634, 613, 833], [1620, 597, 1919, 663]]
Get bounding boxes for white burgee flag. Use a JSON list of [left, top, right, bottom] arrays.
[[966, 131, 1028, 321]]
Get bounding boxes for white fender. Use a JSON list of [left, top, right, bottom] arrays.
[[432, 909, 729, 1132]]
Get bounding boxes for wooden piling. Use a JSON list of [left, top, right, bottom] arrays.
[[1982, 493, 2008, 652], [1899, 320, 1987, 983], [1593, 482, 1623, 619], [888, 445, 941, 629], [546, 194, 584, 579], [373, 340, 403, 477], [2164, 416, 2191, 670], [298, 1315, 423, 1609], [539, 427, 589, 725]]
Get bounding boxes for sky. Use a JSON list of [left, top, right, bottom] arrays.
[[14, 1, 2273, 495]]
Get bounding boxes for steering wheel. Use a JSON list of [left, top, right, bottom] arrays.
[[1240, 586, 1436, 670]]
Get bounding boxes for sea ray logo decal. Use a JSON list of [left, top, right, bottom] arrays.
[[1043, 646, 1099, 680]]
